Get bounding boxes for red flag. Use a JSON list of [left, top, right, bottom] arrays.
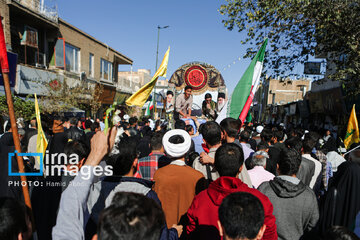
[[0, 15, 9, 73], [238, 90, 254, 123]]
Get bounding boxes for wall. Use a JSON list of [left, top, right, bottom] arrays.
[[267, 79, 311, 105], [0, 0, 11, 48], [310, 77, 340, 92], [118, 69, 152, 93], [57, 19, 132, 84]]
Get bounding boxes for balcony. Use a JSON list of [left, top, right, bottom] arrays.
[[10, 0, 58, 23]]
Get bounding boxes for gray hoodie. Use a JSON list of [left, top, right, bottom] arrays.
[[258, 176, 319, 240]]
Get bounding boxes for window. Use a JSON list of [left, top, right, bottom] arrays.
[[100, 58, 113, 82], [54, 38, 65, 68], [89, 53, 94, 77], [65, 43, 80, 72]]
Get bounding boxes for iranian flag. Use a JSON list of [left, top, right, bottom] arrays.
[[216, 39, 268, 124], [145, 101, 154, 116]]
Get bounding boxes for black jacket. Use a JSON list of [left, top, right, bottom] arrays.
[[297, 157, 315, 187], [266, 146, 281, 175], [23, 127, 37, 149], [65, 126, 85, 142]]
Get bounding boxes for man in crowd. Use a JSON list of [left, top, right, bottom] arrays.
[[84, 119, 92, 134], [258, 148, 319, 240], [95, 118, 105, 131], [153, 129, 205, 228], [65, 117, 85, 142], [202, 93, 217, 120], [200, 118, 253, 187], [186, 143, 277, 240], [135, 132, 171, 180], [302, 137, 322, 189], [220, 118, 253, 187], [349, 149, 360, 166], [97, 192, 170, 240], [23, 117, 37, 150], [239, 129, 255, 161], [85, 136, 162, 236], [285, 137, 315, 187], [128, 117, 139, 137], [261, 128, 281, 175], [76, 119, 83, 131], [53, 128, 181, 240], [252, 125, 263, 145], [192, 121, 222, 180], [0, 197, 32, 240], [247, 151, 275, 188], [218, 192, 266, 240], [175, 86, 193, 120], [272, 129, 287, 152]]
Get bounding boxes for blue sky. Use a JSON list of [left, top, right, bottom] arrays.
[[56, 0, 308, 93]]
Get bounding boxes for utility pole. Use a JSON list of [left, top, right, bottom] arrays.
[[153, 25, 169, 118]]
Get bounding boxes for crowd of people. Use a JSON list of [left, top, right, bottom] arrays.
[[0, 93, 360, 240]]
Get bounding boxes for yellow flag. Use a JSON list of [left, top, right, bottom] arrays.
[[344, 104, 359, 149], [34, 94, 48, 165], [126, 47, 170, 107]]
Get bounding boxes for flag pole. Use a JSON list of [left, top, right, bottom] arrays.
[[2, 72, 32, 209], [343, 144, 360, 156], [0, 15, 32, 210]]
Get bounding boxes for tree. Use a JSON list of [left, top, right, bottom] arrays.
[[219, 0, 360, 96], [41, 77, 104, 116], [0, 95, 36, 120]]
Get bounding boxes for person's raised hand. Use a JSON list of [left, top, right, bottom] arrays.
[[108, 126, 117, 152], [85, 127, 117, 166]]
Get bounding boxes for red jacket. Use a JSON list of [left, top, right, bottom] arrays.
[[186, 176, 277, 240]]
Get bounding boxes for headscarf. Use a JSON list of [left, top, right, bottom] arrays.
[[162, 129, 191, 158], [319, 161, 360, 235]]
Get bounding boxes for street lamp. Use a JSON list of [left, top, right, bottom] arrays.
[[155, 25, 169, 71], [153, 25, 169, 118]]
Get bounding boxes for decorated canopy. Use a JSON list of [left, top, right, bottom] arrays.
[[169, 62, 225, 94]]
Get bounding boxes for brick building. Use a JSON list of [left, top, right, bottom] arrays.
[[0, 0, 133, 116], [117, 69, 169, 109], [261, 77, 311, 105], [253, 77, 311, 122], [118, 69, 152, 94]]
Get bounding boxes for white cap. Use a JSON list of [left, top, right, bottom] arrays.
[[256, 126, 264, 134], [123, 114, 130, 120]]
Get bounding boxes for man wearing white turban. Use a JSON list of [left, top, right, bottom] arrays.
[[153, 129, 206, 228]]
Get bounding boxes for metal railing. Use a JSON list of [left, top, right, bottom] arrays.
[[13, 0, 58, 23]]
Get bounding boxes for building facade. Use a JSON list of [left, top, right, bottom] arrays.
[[253, 77, 311, 124], [118, 69, 152, 94], [0, 0, 133, 116], [117, 69, 169, 111], [264, 78, 311, 106]]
